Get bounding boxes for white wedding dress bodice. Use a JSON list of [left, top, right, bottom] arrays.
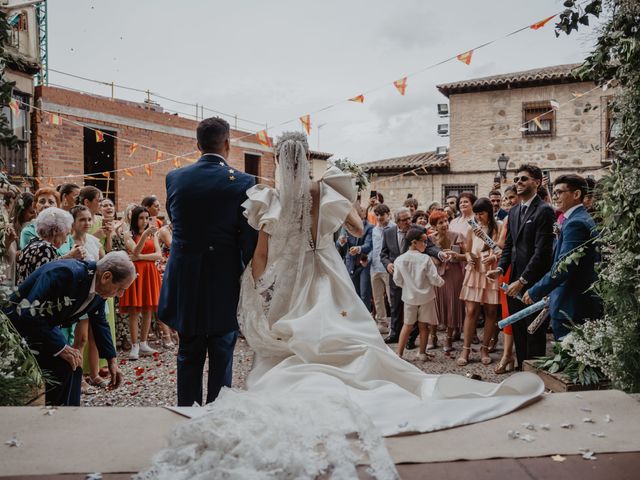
[[138, 166, 543, 479]]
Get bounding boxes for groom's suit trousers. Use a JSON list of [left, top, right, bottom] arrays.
[[176, 331, 238, 406]]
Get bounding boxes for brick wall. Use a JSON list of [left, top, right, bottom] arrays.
[[32, 86, 275, 213]]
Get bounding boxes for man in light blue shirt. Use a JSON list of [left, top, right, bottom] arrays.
[[370, 203, 394, 333]]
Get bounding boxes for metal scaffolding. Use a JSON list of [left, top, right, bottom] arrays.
[[35, 0, 47, 86]]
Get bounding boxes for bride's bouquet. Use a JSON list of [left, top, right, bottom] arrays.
[[331, 158, 369, 192]]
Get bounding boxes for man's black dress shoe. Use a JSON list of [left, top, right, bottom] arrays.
[[384, 335, 399, 344]]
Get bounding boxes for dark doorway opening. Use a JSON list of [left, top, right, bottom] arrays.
[[83, 127, 116, 202], [244, 153, 261, 179]]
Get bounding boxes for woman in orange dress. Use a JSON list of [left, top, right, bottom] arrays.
[[120, 206, 162, 360], [495, 186, 518, 373], [457, 198, 502, 366]]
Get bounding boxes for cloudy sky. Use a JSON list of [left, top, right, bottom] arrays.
[[47, 0, 601, 163]]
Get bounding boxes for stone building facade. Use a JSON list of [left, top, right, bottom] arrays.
[[32, 86, 275, 213], [1, 1, 41, 180], [362, 64, 615, 210]]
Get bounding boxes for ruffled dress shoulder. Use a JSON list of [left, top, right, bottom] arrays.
[[317, 166, 357, 246]]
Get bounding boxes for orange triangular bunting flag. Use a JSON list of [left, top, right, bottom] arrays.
[[300, 115, 311, 135], [95, 130, 105, 142], [8, 99, 20, 117], [49, 113, 61, 125], [530, 15, 556, 30], [393, 77, 408, 96], [102, 171, 111, 178], [349, 94, 365, 103], [124, 168, 134, 177], [173, 157, 182, 168], [47, 177, 54, 186], [144, 164, 152, 177], [129, 143, 138, 156], [456, 50, 473, 65], [155, 151, 162, 162], [256, 130, 272, 148]]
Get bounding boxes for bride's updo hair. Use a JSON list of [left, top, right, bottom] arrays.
[[275, 132, 309, 171]]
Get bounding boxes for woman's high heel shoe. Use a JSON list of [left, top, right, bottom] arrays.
[[480, 345, 492, 365], [456, 346, 471, 366], [443, 336, 454, 353], [494, 357, 515, 374]]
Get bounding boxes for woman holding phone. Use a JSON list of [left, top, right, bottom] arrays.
[[428, 210, 466, 352], [120, 206, 163, 360]]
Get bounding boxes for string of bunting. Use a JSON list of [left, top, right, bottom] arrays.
[[369, 81, 608, 189], [9, 3, 593, 188], [10, 98, 275, 185], [248, 7, 571, 148]]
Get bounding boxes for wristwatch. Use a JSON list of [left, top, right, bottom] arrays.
[[518, 277, 529, 286]]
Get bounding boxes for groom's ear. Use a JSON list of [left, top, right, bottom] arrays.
[[197, 141, 202, 153]]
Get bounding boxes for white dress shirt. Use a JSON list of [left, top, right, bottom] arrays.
[[392, 250, 445, 305]]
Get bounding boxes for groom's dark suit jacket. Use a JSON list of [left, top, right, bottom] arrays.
[[158, 153, 258, 336], [4, 259, 116, 359]]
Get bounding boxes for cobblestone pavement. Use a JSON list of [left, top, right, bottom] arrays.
[[88, 330, 539, 407]]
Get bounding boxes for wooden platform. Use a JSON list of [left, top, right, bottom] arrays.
[[2, 390, 640, 479]]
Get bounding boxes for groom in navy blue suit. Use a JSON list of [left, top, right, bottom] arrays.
[[523, 174, 602, 339], [158, 117, 258, 406], [4, 253, 136, 405]]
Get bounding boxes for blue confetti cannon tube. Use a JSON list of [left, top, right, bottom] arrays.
[[498, 300, 546, 329]]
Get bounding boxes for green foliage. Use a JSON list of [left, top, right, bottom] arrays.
[[0, 10, 19, 151], [554, 0, 640, 392], [535, 342, 606, 386], [0, 310, 49, 405]]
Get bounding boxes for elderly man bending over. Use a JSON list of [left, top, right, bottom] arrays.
[[4, 251, 136, 405]]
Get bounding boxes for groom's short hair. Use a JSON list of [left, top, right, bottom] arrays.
[[197, 117, 230, 153]]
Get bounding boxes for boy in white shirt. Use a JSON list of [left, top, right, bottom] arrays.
[[393, 226, 445, 360]]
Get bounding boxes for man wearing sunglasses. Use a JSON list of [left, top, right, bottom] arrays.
[[487, 164, 555, 369], [521, 174, 601, 339]]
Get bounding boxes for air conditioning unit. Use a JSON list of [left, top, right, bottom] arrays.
[[437, 124, 449, 136], [436, 146, 448, 155], [437, 104, 449, 116]]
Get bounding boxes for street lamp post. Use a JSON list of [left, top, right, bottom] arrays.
[[497, 153, 509, 182]]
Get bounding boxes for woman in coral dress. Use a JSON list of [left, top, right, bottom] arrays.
[[120, 206, 162, 360], [457, 197, 502, 366]]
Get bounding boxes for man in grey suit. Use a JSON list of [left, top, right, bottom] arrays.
[[380, 207, 448, 344]]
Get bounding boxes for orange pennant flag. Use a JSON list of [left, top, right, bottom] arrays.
[[456, 50, 473, 65], [173, 157, 182, 168], [349, 94, 365, 103], [144, 164, 152, 177], [102, 171, 111, 178], [49, 113, 61, 125], [155, 151, 163, 162], [530, 15, 556, 30], [95, 130, 105, 142], [124, 168, 134, 177], [47, 177, 54, 186], [393, 77, 408, 96], [129, 143, 138, 156], [300, 115, 311, 135], [256, 130, 272, 148]]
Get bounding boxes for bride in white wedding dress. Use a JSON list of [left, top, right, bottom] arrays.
[[137, 132, 544, 480]]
